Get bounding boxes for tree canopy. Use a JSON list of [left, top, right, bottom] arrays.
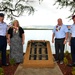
[[54, 0, 75, 18], [0, 0, 41, 20]]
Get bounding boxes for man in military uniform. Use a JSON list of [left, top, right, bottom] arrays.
[[0, 13, 9, 66], [68, 15, 75, 67]]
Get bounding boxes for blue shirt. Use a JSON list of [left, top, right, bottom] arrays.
[[53, 25, 68, 38], [70, 24, 75, 37], [0, 22, 7, 36]]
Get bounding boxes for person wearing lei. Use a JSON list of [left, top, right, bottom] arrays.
[[7, 20, 25, 63], [52, 18, 68, 64]]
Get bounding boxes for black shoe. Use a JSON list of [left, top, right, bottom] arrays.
[[67, 64, 73, 67], [67, 63, 75, 67], [2, 63, 9, 66]]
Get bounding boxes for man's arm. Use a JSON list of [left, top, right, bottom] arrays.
[[64, 32, 68, 44], [68, 33, 72, 46], [52, 33, 55, 43], [22, 33, 25, 45]]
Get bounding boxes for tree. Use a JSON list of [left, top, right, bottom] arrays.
[[54, 0, 75, 19], [0, 0, 42, 20]]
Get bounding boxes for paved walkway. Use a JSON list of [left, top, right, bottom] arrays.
[[14, 63, 63, 75]]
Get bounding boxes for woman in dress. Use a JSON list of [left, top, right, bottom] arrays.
[[7, 20, 25, 63]]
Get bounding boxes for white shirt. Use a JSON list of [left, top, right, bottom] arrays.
[[53, 25, 68, 38], [0, 22, 7, 36], [70, 24, 75, 37]]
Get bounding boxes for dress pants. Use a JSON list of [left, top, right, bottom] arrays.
[[71, 37, 75, 63], [0, 36, 7, 65], [55, 38, 65, 61]]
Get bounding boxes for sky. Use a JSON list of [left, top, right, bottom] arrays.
[[5, 0, 72, 52], [5, 0, 73, 26]]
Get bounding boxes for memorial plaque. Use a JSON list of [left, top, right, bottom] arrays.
[[23, 40, 55, 68]]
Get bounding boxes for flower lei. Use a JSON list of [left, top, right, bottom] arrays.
[[56, 25, 61, 32], [13, 26, 19, 33]]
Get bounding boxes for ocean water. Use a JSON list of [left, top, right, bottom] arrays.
[[7, 30, 71, 54]]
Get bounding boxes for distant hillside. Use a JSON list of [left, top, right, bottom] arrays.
[[22, 25, 54, 30]]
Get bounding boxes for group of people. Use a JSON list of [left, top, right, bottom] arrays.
[[52, 15, 75, 67], [0, 12, 75, 67], [0, 13, 24, 67]]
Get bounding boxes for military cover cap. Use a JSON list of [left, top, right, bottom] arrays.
[[0, 13, 4, 17]]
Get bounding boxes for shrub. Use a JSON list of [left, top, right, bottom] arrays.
[[69, 53, 72, 60], [0, 67, 4, 75], [6, 50, 10, 56], [72, 67, 75, 75], [64, 50, 69, 57], [63, 57, 68, 65], [10, 58, 16, 65]]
